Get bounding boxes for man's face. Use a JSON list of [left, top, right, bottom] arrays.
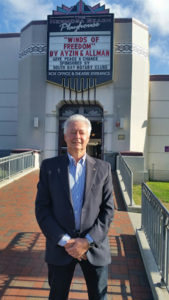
[[64, 121, 90, 154]]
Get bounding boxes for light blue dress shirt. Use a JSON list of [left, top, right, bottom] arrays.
[[68, 152, 86, 230], [58, 153, 93, 246]]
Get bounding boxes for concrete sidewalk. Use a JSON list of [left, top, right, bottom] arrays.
[[0, 170, 154, 299]]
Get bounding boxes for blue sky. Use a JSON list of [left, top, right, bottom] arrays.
[[0, 0, 169, 75]]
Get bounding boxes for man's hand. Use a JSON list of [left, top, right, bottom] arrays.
[[64, 238, 89, 261]]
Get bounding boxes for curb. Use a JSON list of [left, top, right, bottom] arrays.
[[136, 229, 169, 300]]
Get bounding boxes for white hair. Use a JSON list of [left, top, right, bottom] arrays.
[[63, 114, 92, 135]]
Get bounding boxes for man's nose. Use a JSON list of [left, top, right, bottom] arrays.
[[75, 131, 80, 137]]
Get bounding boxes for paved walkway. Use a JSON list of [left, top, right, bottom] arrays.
[[0, 170, 154, 300]]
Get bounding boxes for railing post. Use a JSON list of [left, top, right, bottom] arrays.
[[9, 160, 11, 179], [166, 222, 169, 289], [141, 183, 144, 230], [130, 171, 133, 206], [161, 217, 169, 288], [22, 154, 24, 172]]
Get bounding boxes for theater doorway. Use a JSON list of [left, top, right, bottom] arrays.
[[58, 105, 103, 159]]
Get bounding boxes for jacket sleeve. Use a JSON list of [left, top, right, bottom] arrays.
[[35, 160, 67, 245], [87, 163, 114, 246]]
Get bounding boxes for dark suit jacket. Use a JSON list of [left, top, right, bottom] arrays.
[[35, 154, 114, 266]]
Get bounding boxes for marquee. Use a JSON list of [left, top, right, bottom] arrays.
[[47, 1, 114, 90]]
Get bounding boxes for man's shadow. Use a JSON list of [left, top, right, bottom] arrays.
[[0, 232, 49, 298]]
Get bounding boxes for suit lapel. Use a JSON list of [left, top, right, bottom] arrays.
[[83, 155, 97, 206], [56, 155, 72, 207]]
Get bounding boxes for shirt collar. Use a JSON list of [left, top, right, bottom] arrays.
[[67, 152, 86, 166]]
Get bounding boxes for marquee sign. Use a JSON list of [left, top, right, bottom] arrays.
[[47, 2, 114, 90]]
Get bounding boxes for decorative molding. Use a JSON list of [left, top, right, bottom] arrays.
[[46, 113, 57, 117], [0, 33, 20, 38], [53, 0, 109, 15], [0, 78, 18, 80], [21, 20, 47, 33], [132, 44, 149, 57], [115, 18, 148, 31], [19, 43, 47, 59], [115, 43, 149, 58], [150, 75, 169, 81], [19, 42, 149, 59], [115, 18, 132, 23]]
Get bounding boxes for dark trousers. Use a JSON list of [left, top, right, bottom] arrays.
[[48, 260, 108, 300]]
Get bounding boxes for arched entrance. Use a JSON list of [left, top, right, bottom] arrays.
[[59, 104, 103, 159]]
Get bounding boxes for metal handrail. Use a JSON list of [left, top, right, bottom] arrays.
[[118, 154, 133, 205], [142, 182, 169, 290], [0, 151, 35, 182]]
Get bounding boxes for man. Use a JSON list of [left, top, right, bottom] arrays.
[[35, 114, 114, 300]]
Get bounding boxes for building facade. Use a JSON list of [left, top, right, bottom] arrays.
[[0, 0, 169, 181]]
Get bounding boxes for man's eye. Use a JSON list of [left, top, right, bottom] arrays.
[[71, 131, 85, 135]]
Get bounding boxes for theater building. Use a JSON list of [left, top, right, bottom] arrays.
[[0, 0, 169, 181]]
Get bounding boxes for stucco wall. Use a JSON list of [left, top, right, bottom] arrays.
[[17, 22, 47, 152], [112, 20, 132, 153], [148, 77, 169, 181], [112, 19, 149, 157], [130, 20, 149, 155], [0, 34, 20, 151]]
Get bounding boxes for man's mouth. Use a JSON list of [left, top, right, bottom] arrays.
[[73, 140, 81, 144]]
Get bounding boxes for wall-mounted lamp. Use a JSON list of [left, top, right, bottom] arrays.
[[34, 117, 39, 128], [115, 118, 124, 129]]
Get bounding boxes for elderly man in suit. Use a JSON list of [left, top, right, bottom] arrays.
[[35, 114, 114, 300]]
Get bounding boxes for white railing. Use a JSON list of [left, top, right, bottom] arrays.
[[0, 151, 35, 182], [118, 154, 133, 205], [142, 183, 169, 291]]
